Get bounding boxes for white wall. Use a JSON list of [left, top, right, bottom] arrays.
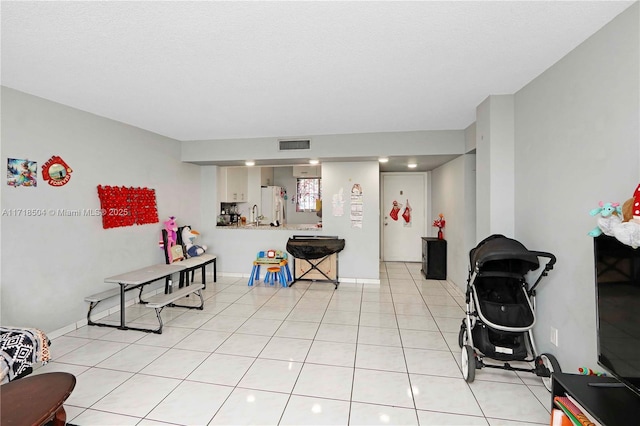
[[199, 165, 219, 254], [1, 87, 201, 333], [431, 153, 476, 291], [475, 95, 515, 240], [322, 161, 380, 281], [514, 3, 639, 373], [465, 122, 476, 153]]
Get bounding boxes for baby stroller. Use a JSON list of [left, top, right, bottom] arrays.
[[458, 234, 561, 391]]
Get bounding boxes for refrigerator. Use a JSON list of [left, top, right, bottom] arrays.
[[260, 186, 285, 225]]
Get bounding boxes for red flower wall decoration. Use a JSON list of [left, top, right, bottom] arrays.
[[97, 185, 159, 229]]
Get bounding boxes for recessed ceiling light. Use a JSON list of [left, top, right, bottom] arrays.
[[408, 163, 417, 169], [378, 157, 389, 163], [309, 159, 319, 165], [245, 161, 255, 166]]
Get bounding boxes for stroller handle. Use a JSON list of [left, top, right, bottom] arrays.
[[527, 251, 556, 295], [528, 251, 556, 270]]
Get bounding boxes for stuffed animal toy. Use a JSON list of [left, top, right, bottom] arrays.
[[622, 197, 635, 222], [159, 216, 183, 262], [588, 201, 622, 237], [590, 184, 640, 248], [612, 183, 640, 248], [620, 183, 640, 223], [613, 221, 640, 249], [633, 183, 640, 223], [181, 226, 208, 258]]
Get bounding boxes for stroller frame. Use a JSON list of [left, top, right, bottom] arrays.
[[459, 235, 561, 391]]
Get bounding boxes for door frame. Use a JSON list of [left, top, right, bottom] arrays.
[[380, 172, 430, 262]]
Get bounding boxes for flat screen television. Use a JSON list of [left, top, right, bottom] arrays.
[[594, 234, 640, 396]]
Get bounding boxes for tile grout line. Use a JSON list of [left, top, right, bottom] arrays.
[[55, 266, 552, 424]]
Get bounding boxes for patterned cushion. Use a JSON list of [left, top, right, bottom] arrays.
[[0, 327, 50, 383]]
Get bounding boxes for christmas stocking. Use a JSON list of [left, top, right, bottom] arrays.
[[390, 201, 401, 221], [402, 200, 411, 223]]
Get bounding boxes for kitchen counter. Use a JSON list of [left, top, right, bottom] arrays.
[[217, 223, 322, 231], [210, 224, 326, 280]]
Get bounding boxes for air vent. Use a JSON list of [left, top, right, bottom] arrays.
[[279, 140, 310, 151]]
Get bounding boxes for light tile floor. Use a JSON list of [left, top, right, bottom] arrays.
[[35, 262, 552, 425]]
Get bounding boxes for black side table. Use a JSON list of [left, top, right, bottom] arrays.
[[421, 237, 447, 279]]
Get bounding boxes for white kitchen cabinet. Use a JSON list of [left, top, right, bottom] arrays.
[[292, 165, 321, 178], [261, 167, 274, 186], [218, 167, 248, 202]]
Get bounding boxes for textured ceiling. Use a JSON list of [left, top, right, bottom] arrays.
[[1, 1, 634, 144]]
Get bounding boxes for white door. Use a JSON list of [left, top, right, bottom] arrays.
[[382, 173, 426, 262]]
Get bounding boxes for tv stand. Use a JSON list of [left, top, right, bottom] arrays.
[[421, 237, 446, 279], [552, 373, 640, 425], [587, 382, 626, 388]]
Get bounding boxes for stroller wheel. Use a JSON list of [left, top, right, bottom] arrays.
[[461, 345, 476, 383], [458, 320, 467, 348], [536, 353, 561, 392]]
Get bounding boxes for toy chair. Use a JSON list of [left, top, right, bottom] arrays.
[[248, 249, 292, 287]]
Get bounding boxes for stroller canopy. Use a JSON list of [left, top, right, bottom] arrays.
[[471, 235, 540, 274]]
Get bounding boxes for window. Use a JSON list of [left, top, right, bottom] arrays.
[[296, 178, 321, 212]]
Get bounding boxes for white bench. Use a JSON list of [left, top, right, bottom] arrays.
[[87, 264, 188, 333], [85, 278, 164, 327], [144, 283, 205, 333], [177, 254, 217, 288]]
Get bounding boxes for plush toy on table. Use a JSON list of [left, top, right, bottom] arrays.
[[612, 183, 640, 248], [588, 201, 622, 237], [181, 226, 208, 258], [159, 216, 183, 262], [588, 183, 640, 249], [578, 367, 607, 377]]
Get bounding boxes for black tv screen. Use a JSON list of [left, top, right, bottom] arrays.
[[594, 235, 640, 396]]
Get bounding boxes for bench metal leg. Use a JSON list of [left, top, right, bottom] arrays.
[[119, 284, 127, 329], [168, 289, 204, 310], [87, 301, 100, 326], [200, 259, 216, 288], [87, 283, 160, 332], [178, 270, 185, 289], [153, 307, 164, 334]]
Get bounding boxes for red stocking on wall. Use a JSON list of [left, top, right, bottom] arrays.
[[390, 201, 401, 221], [402, 200, 411, 223]]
